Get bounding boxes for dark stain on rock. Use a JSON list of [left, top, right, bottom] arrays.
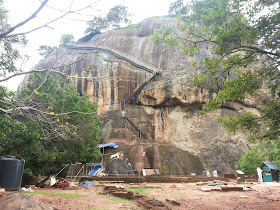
[[109, 63, 114, 105]]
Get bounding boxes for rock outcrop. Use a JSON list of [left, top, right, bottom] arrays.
[[35, 17, 259, 175]]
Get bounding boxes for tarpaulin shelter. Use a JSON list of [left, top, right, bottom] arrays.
[[98, 143, 119, 149], [88, 165, 102, 176], [98, 142, 119, 174], [260, 162, 280, 182]]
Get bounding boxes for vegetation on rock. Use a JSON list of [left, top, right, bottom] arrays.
[[168, 0, 188, 16], [85, 5, 131, 35], [0, 1, 102, 176], [38, 34, 75, 58], [1, 74, 102, 175], [153, 0, 280, 173]]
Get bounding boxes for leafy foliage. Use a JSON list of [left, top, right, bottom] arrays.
[[85, 16, 109, 34], [168, 0, 188, 16], [0, 0, 27, 75], [106, 5, 131, 28], [38, 45, 56, 58], [236, 146, 264, 175], [85, 5, 131, 34], [38, 34, 75, 58], [153, 0, 280, 172], [59, 34, 74, 46], [0, 74, 102, 175]]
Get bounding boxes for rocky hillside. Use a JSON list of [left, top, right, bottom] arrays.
[[36, 17, 259, 175]]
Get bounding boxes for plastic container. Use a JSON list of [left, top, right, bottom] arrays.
[[0, 156, 25, 191]]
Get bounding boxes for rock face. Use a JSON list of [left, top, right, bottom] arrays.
[[36, 17, 256, 175]]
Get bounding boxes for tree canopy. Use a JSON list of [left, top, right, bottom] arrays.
[[85, 5, 131, 34], [153, 0, 280, 172], [0, 0, 102, 176], [168, 0, 188, 16], [38, 34, 75, 58], [0, 74, 102, 175]]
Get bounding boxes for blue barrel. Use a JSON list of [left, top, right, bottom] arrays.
[[0, 156, 25, 191]]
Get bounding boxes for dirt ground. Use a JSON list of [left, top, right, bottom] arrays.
[[2, 181, 280, 210]]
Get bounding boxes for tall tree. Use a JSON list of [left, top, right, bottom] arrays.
[[85, 16, 109, 34], [85, 5, 131, 34], [168, 0, 188, 16], [0, 0, 103, 175], [0, 74, 102, 175], [38, 34, 75, 58], [0, 0, 27, 75], [153, 0, 280, 167], [106, 5, 131, 28]]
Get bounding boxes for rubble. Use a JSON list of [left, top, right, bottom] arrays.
[[53, 178, 70, 188], [196, 180, 252, 192], [103, 185, 172, 209], [166, 199, 181, 206], [21, 187, 34, 192]]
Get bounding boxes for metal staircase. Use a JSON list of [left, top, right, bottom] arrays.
[[125, 72, 159, 104], [124, 117, 148, 140], [68, 44, 158, 142], [67, 44, 158, 74]]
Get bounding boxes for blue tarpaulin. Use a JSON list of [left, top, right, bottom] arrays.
[[98, 142, 119, 149], [88, 165, 102, 176]]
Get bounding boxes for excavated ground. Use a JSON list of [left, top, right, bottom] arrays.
[[1, 182, 280, 210]]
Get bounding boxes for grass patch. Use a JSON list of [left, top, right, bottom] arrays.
[[171, 192, 185, 197], [125, 186, 162, 194], [106, 194, 131, 203], [78, 51, 89, 54], [21, 191, 87, 198], [103, 58, 111, 62], [118, 24, 140, 30], [144, 15, 173, 20]]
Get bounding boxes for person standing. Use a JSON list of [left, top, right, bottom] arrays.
[[202, 169, 206, 176], [257, 167, 263, 182], [213, 169, 218, 177], [206, 170, 211, 177]]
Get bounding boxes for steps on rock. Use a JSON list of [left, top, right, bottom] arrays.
[[143, 156, 152, 169], [113, 128, 137, 141], [144, 169, 160, 176], [107, 138, 134, 145]]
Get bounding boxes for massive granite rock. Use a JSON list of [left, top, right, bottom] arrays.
[[36, 17, 259, 175]]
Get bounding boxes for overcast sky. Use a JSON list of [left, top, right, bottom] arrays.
[[3, 0, 177, 90]]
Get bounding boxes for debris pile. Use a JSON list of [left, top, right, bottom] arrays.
[[196, 180, 252, 192], [53, 178, 70, 188], [79, 180, 94, 188], [103, 185, 175, 209]]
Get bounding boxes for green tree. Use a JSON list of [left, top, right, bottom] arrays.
[[0, 0, 27, 75], [153, 0, 280, 168], [85, 5, 131, 34], [106, 5, 131, 28], [38, 45, 56, 58], [236, 146, 264, 175], [0, 0, 103, 177], [168, 0, 188, 16], [38, 34, 75, 58], [0, 74, 102, 175], [59, 34, 75, 46], [85, 16, 109, 34]]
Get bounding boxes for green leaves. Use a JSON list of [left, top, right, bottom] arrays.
[[85, 5, 131, 34], [236, 146, 264, 175], [0, 73, 102, 176]]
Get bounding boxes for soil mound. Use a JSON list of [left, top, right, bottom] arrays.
[[0, 193, 52, 210]]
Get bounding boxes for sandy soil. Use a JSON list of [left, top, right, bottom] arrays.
[[3, 181, 280, 210]]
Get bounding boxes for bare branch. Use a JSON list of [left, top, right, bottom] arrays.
[[0, 0, 49, 38], [3, 0, 102, 38]]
